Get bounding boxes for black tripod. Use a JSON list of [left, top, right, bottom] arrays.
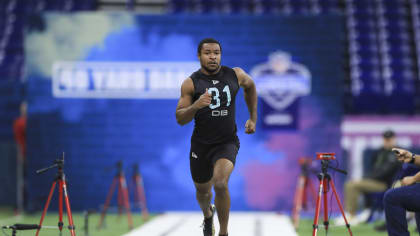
[[312, 153, 353, 236], [36, 153, 76, 236], [2, 224, 39, 236]]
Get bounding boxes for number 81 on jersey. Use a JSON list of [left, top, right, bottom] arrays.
[[208, 85, 231, 117]]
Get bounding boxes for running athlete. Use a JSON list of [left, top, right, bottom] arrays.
[[176, 38, 258, 236]]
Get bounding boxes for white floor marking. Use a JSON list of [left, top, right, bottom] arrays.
[[123, 212, 298, 236]]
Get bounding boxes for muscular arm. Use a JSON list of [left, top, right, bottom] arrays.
[[176, 78, 212, 125], [233, 67, 257, 122], [233, 67, 257, 134], [175, 78, 198, 125]]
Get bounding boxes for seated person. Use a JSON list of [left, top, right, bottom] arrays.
[[374, 161, 420, 232], [338, 130, 401, 225], [383, 148, 420, 236]]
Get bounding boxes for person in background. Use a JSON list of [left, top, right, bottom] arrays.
[[13, 102, 27, 160], [384, 147, 420, 236], [337, 130, 401, 225], [13, 101, 27, 213]]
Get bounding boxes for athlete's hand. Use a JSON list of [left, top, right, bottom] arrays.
[[245, 119, 256, 134], [401, 176, 416, 186], [392, 148, 413, 163], [193, 88, 212, 109]]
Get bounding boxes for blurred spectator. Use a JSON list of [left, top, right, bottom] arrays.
[[13, 101, 27, 213], [382, 147, 420, 236], [13, 102, 27, 160], [336, 130, 401, 225]]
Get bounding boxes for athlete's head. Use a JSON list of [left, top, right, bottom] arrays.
[[197, 38, 222, 74]]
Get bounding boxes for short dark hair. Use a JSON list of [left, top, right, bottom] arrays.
[[383, 130, 395, 138], [197, 38, 222, 55]]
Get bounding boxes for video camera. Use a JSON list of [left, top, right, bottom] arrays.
[[316, 153, 336, 161]]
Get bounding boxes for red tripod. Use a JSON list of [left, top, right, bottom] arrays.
[[132, 164, 149, 220], [35, 153, 76, 236], [292, 158, 316, 229], [312, 153, 353, 236], [98, 161, 133, 230]]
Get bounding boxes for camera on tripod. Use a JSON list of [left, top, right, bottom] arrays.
[[316, 152, 336, 161], [311, 152, 353, 236]]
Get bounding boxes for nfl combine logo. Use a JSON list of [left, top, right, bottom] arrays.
[[250, 51, 311, 129]]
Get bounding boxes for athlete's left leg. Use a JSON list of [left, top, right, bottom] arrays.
[[212, 158, 234, 236]]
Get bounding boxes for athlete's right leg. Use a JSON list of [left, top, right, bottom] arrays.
[[195, 181, 216, 236], [194, 181, 214, 218], [190, 140, 214, 218], [212, 158, 234, 236], [190, 141, 216, 236]]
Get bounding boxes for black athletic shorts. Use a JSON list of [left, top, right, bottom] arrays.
[[189, 139, 240, 184]]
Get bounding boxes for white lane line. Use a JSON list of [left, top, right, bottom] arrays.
[[123, 212, 298, 236], [255, 217, 262, 236], [168, 213, 204, 236], [123, 213, 188, 236], [229, 212, 256, 236], [261, 213, 298, 236]]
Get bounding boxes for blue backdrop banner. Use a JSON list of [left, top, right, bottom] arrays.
[[24, 13, 344, 212]]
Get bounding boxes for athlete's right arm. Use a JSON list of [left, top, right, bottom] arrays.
[[175, 78, 211, 125]]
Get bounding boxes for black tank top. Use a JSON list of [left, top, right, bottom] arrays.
[[190, 66, 240, 144]]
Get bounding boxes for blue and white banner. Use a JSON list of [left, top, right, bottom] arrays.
[[52, 61, 198, 98], [251, 51, 311, 129], [25, 13, 343, 212]]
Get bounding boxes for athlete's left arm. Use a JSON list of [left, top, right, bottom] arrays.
[[233, 67, 257, 134]]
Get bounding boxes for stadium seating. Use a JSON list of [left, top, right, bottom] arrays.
[[168, 0, 420, 114], [1, 0, 420, 147]]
